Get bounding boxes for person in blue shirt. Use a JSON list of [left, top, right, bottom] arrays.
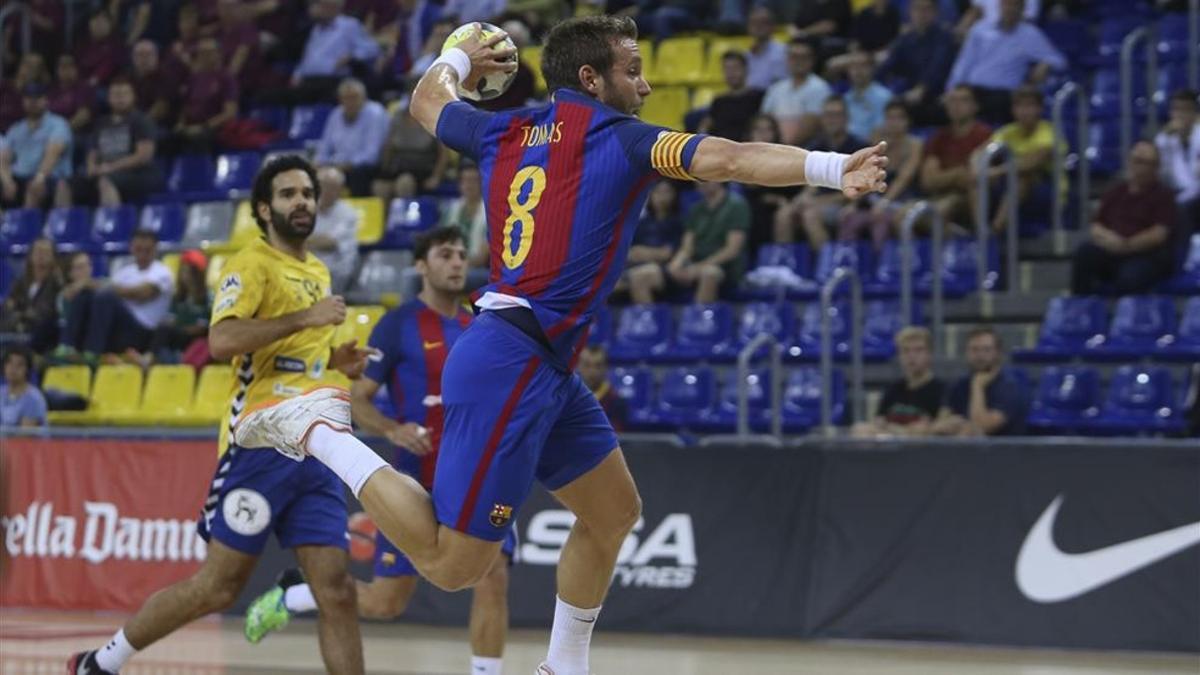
[[314, 78, 390, 196], [933, 326, 1029, 436], [0, 349, 48, 428], [875, 0, 958, 127], [0, 83, 72, 210]]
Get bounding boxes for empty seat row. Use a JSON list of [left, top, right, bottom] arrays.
[[1014, 295, 1200, 363], [42, 364, 230, 427], [1029, 365, 1191, 435]]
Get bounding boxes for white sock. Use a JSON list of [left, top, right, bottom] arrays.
[[470, 655, 503, 675], [284, 583, 317, 613], [305, 424, 389, 498], [95, 628, 137, 672], [544, 596, 600, 675]]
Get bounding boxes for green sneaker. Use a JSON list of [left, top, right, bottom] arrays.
[[244, 586, 290, 644]]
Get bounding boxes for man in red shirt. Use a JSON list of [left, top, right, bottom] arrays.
[[919, 85, 993, 227], [1071, 141, 1178, 295]]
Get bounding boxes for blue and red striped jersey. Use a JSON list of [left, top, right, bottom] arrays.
[[363, 299, 472, 489], [436, 88, 707, 369]]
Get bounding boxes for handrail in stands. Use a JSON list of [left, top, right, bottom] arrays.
[[0, 3, 32, 82], [1120, 27, 1158, 170], [820, 268, 863, 435], [736, 332, 782, 437], [1051, 82, 1090, 254], [974, 141, 1019, 300], [899, 201, 945, 355], [1190, 0, 1199, 89]]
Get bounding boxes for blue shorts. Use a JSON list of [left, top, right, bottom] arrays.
[[198, 446, 348, 555], [375, 522, 518, 577], [434, 311, 619, 541]]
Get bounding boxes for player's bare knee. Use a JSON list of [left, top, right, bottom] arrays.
[[311, 572, 358, 613], [194, 570, 247, 613], [361, 581, 413, 619], [476, 560, 510, 601], [426, 556, 490, 592]]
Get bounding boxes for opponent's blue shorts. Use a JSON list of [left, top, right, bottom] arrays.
[[198, 446, 348, 555], [434, 311, 619, 542], [374, 522, 518, 577]]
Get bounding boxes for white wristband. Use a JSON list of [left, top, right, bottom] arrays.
[[805, 150, 848, 190], [429, 47, 471, 82]]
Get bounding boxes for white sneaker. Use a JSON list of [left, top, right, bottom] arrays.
[[535, 664, 554, 675], [234, 387, 352, 461]]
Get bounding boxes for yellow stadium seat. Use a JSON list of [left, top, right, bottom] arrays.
[[639, 86, 691, 130], [118, 365, 196, 426], [44, 365, 92, 425], [653, 37, 705, 85], [520, 46, 547, 94], [691, 85, 725, 110], [206, 254, 229, 292], [703, 35, 754, 84], [204, 201, 258, 254], [346, 197, 384, 245], [189, 364, 232, 425], [67, 365, 144, 426], [637, 39, 656, 79]]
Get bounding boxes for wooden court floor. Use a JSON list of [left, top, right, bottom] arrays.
[[1, 610, 1196, 674]]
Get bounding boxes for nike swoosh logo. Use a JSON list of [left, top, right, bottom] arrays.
[[573, 616, 596, 623], [1015, 495, 1200, 603], [423, 341, 443, 350]]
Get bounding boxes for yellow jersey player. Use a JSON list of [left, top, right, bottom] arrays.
[[70, 155, 374, 675]]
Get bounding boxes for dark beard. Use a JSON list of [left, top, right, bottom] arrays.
[[270, 207, 313, 243]]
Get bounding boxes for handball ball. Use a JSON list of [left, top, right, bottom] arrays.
[[347, 511, 377, 563], [442, 22, 518, 101]]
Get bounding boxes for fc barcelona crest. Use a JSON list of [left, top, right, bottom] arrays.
[[489, 503, 513, 528]]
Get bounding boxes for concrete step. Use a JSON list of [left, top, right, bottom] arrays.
[[1019, 259, 1072, 291], [944, 289, 1062, 323], [936, 322, 1041, 358], [1018, 229, 1088, 259]]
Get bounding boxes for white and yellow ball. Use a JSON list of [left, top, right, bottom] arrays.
[[441, 22, 518, 101]]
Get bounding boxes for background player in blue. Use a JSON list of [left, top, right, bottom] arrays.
[[244, 227, 516, 675], [296, 16, 887, 675]]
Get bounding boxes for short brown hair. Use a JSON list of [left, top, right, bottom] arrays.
[[966, 325, 1002, 349], [1011, 86, 1043, 107], [542, 15, 638, 93], [894, 325, 932, 350]]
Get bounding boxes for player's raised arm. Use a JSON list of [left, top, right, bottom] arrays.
[[687, 135, 890, 199], [410, 25, 517, 136]]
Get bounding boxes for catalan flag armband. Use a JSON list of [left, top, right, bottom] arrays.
[[651, 131, 699, 181]]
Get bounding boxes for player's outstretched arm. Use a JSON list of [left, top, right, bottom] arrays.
[[688, 135, 889, 199], [209, 296, 346, 361], [410, 26, 517, 136]]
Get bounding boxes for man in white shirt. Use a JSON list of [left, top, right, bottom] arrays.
[[72, 229, 174, 359], [314, 79, 390, 196], [745, 6, 788, 91], [311, 166, 361, 294], [760, 39, 832, 145], [1156, 89, 1200, 233]]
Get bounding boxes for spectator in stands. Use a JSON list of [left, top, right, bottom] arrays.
[[130, 40, 174, 128], [110, 0, 158, 46], [1156, 89, 1200, 234], [744, 6, 788, 91], [54, 252, 100, 359], [290, 0, 380, 102], [578, 344, 627, 431], [442, 0, 507, 22], [946, 0, 1065, 124], [0, 238, 61, 353], [8, 0, 62, 66], [876, 0, 957, 127], [150, 250, 211, 361], [0, 83, 73, 210], [849, 0, 901, 59], [165, 3, 202, 81], [761, 39, 832, 146], [742, 114, 798, 252], [933, 325, 1027, 436], [347, 0, 401, 34], [667, 181, 750, 303], [920, 85, 992, 229], [0, 349, 48, 428], [774, 96, 866, 249], [373, 103, 449, 201], [699, 51, 764, 142], [311, 167, 362, 294], [48, 55, 95, 135], [1071, 141, 1178, 296], [407, 18, 463, 76], [65, 76, 162, 208], [74, 9, 125, 88], [315, 78, 390, 197], [853, 326, 944, 438], [789, 0, 852, 52], [0, 53, 51, 132], [440, 163, 490, 289], [955, 0, 1040, 40], [628, 0, 715, 42], [985, 86, 1060, 232], [57, 229, 174, 363], [218, 0, 270, 92], [626, 180, 684, 304], [479, 20, 538, 111], [380, 0, 443, 85], [840, 101, 924, 249], [173, 37, 238, 155], [844, 52, 892, 142]]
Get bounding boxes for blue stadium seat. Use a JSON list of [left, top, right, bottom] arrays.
[[139, 203, 186, 247], [0, 257, 13, 297], [247, 105, 289, 132], [1027, 366, 1102, 434], [696, 368, 773, 432], [933, 236, 1001, 293], [1041, 19, 1094, 64], [586, 304, 612, 347], [1094, 16, 1147, 66], [609, 304, 672, 363], [46, 207, 92, 251], [1013, 296, 1107, 362], [1090, 68, 1150, 120], [1084, 295, 1176, 360], [1160, 234, 1200, 294], [91, 205, 139, 253], [1085, 119, 1124, 176], [1156, 13, 1192, 62], [287, 104, 333, 144], [722, 301, 795, 360], [1156, 297, 1200, 362], [1089, 366, 1186, 435], [668, 303, 734, 362], [862, 299, 918, 360], [789, 302, 850, 362], [865, 238, 930, 298], [379, 197, 440, 249], [611, 366, 654, 426], [1, 208, 44, 255], [643, 365, 717, 429], [814, 241, 874, 284], [213, 152, 263, 197], [782, 367, 845, 431], [744, 243, 816, 299], [90, 253, 109, 278], [164, 155, 221, 202]]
